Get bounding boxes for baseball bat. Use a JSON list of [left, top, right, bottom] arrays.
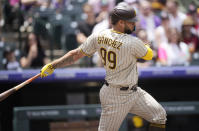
[[0, 73, 40, 102]]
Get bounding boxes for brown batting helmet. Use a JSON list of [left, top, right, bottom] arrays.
[[110, 2, 137, 23]]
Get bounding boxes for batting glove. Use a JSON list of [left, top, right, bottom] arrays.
[[40, 63, 54, 78]]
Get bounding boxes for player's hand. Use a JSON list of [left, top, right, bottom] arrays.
[[144, 43, 151, 47], [40, 63, 54, 78]]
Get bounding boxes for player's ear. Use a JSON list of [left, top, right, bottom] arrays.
[[118, 20, 125, 27]]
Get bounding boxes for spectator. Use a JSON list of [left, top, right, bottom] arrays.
[[21, 0, 46, 7], [137, 29, 149, 44], [194, 8, 199, 37], [181, 16, 199, 54], [154, 11, 170, 49], [76, 3, 96, 44], [95, 0, 110, 23], [92, 16, 110, 34], [88, 0, 115, 15], [76, 3, 97, 67], [92, 0, 115, 33], [20, 0, 46, 11], [20, 32, 48, 68], [3, 0, 24, 31], [166, 0, 186, 32], [157, 28, 191, 66], [0, 37, 5, 69], [124, 0, 139, 15], [3, 46, 21, 70], [0, 1, 4, 28], [187, 3, 199, 37], [50, 0, 65, 9], [138, 0, 161, 42], [151, 0, 165, 14]]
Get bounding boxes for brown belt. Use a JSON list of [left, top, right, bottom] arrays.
[[104, 80, 137, 91]]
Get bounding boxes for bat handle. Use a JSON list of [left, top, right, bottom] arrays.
[[14, 73, 40, 91]]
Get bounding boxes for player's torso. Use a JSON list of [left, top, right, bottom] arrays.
[[95, 29, 138, 86]]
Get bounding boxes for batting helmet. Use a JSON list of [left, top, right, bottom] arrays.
[[110, 2, 137, 23]]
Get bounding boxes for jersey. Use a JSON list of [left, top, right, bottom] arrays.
[[80, 29, 147, 87], [79, 29, 167, 131]]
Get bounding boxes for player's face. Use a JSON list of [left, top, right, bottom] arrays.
[[124, 21, 135, 34]]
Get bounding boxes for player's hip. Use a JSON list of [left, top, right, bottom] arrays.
[[99, 83, 139, 105]]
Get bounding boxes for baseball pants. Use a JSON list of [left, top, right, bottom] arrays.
[[98, 84, 167, 131]]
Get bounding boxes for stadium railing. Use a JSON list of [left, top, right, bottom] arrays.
[[13, 101, 199, 131]]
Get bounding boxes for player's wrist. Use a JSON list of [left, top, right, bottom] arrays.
[[50, 61, 58, 69]]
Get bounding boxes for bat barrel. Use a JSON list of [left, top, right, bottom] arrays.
[[0, 88, 16, 102], [0, 73, 40, 102]]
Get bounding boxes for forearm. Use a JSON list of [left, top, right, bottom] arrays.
[[51, 48, 84, 69], [51, 53, 74, 69]]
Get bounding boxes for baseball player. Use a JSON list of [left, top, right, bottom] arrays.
[[40, 2, 167, 131]]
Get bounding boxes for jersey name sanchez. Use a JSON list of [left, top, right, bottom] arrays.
[[80, 29, 147, 87]]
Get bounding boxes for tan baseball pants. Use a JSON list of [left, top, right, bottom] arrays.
[[98, 84, 167, 131]]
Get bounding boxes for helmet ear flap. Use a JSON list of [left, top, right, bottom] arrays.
[[133, 26, 136, 31]]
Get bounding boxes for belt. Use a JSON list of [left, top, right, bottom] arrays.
[[104, 80, 137, 91]]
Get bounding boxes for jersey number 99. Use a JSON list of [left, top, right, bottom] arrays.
[[100, 47, 117, 69]]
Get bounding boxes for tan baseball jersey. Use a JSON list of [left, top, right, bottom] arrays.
[[80, 29, 166, 131], [80, 29, 147, 87]]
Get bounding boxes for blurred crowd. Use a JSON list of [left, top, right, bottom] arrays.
[[0, 0, 199, 70]]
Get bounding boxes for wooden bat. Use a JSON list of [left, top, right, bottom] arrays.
[[0, 73, 40, 102]]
